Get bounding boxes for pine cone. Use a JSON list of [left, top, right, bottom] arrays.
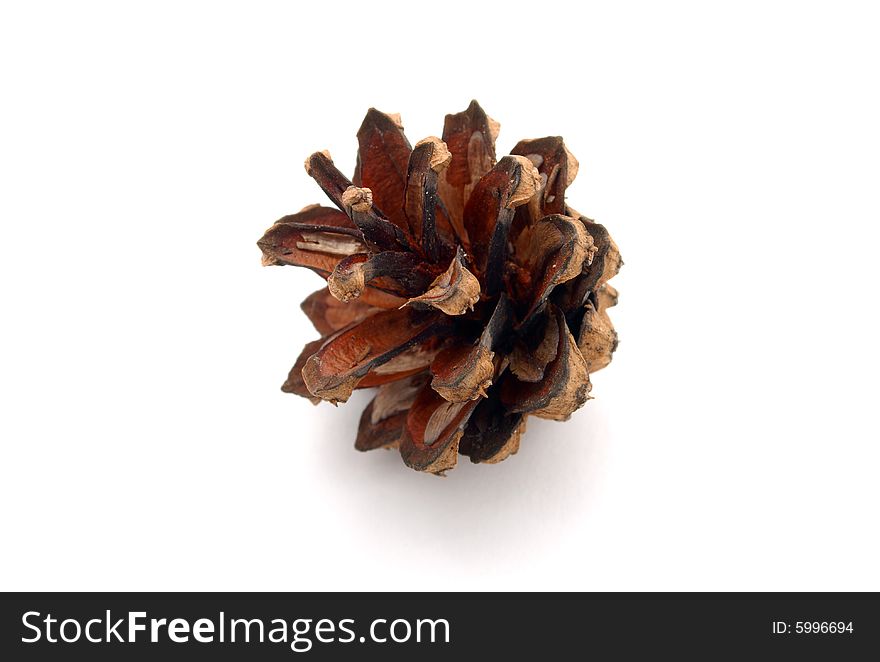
[[258, 101, 621, 474]]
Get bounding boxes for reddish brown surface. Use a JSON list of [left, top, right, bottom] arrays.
[[442, 100, 496, 191], [302, 307, 443, 397], [356, 374, 429, 451], [404, 140, 452, 262], [301, 289, 378, 336], [357, 251, 439, 298], [355, 287, 408, 309], [355, 402, 407, 451], [398, 383, 479, 472], [257, 206, 365, 276], [358, 365, 430, 388], [439, 100, 498, 244], [511, 136, 573, 216], [463, 157, 528, 295], [354, 109, 412, 232], [430, 342, 477, 385], [281, 338, 324, 402], [273, 204, 359, 234]]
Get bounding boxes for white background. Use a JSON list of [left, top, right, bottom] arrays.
[[2, 1, 878, 591]]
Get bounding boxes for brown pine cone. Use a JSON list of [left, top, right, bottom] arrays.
[[258, 101, 621, 474]]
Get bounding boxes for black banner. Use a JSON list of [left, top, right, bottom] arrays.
[[1, 592, 877, 659]]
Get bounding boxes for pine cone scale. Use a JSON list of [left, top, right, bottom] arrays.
[[463, 156, 541, 297], [437, 101, 499, 244], [404, 136, 453, 262], [300, 306, 444, 404], [353, 108, 412, 232], [257, 205, 363, 272], [459, 393, 526, 464], [399, 385, 480, 474], [300, 288, 378, 336]]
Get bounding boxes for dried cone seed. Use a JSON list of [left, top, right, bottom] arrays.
[[258, 101, 621, 474]]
